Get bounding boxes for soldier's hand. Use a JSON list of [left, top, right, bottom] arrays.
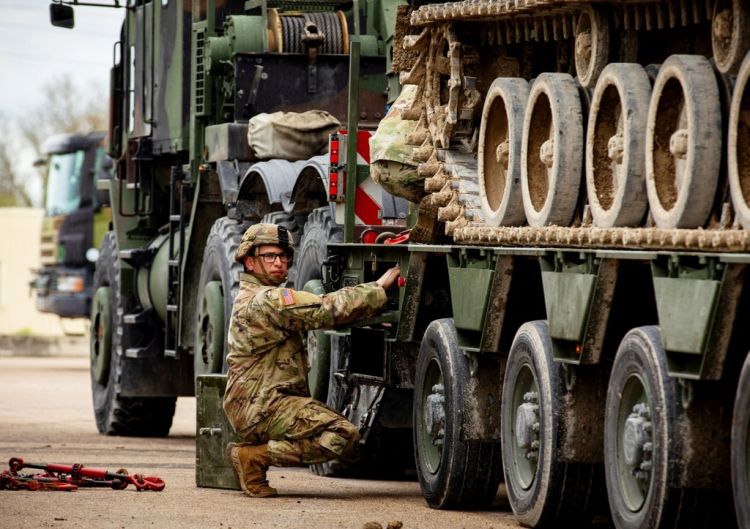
[[376, 265, 401, 290]]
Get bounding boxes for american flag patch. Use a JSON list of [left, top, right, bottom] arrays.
[[281, 288, 295, 306]]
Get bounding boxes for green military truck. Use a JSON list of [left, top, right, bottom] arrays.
[[52, 0, 750, 528], [32, 131, 112, 318]]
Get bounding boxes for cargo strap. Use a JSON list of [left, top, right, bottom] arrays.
[[0, 457, 165, 491]]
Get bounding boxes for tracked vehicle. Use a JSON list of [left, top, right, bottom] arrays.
[[52, 0, 750, 527]]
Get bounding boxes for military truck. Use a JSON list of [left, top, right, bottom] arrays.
[[32, 131, 112, 319], [51, 0, 750, 528]]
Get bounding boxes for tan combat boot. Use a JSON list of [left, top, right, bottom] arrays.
[[225, 442, 278, 498]]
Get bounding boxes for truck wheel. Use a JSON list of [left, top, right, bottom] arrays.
[[194, 217, 251, 377], [90, 232, 176, 436], [501, 321, 600, 527], [290, 206, 341, 290], [604, 326, 714, 529], [732, 353, 750, 528], [414, 318, 502, 509]]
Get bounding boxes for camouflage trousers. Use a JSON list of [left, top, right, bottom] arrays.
[[240, 396, 360, 467], [370, 160, 424, 203]]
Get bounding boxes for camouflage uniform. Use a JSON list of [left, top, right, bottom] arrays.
[[223, 272, 387, 466], [369, 85, 424, 203]]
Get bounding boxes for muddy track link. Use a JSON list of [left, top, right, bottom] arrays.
[[455, 225, 750, 253], [410, 0, 713, 31]]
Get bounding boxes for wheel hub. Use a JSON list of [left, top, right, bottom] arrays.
[[424, 383, 446, 447], [622, 402, 653, 481], [515, 391, 540, 461]]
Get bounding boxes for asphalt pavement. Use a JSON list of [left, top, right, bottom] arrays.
[[0, 354, 522, 529]]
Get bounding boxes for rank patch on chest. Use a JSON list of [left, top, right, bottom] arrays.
[[280, 288, 296, 306]]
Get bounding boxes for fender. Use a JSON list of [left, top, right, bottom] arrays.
[[286, 154, 330, 215], [237, 159, 307, 215]]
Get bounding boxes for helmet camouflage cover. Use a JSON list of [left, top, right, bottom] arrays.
[[235, 223, 295, 263]]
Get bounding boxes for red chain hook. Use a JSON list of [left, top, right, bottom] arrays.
[[2, 458, 165, 491]]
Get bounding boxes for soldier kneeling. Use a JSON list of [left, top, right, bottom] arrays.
[[223, 223, 400, 497]]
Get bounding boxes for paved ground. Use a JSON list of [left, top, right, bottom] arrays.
[[0, 356, 523, 529]]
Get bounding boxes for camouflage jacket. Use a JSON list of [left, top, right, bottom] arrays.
[[223, 273, 387, 436], [369, 84, 418, 165]]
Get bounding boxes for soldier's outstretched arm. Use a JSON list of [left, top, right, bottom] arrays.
[[266, 265, 400, 333]]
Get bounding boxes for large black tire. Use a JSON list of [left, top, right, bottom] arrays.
[[194, 217, 251, 377], [732, 353, 750, 529], [604, 326, 734, 529], [90, 232, 176, 436], [501, 321, 601, 527], [290, 206, 341, 290], [414, 318, 503, 509]]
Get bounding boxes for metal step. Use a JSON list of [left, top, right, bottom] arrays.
[[123, 311, 150, 325]]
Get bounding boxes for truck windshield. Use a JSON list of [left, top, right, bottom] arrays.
[[45, 150, 85, 216]]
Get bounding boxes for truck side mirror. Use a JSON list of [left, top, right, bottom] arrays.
[[50, 3, 74, 29]]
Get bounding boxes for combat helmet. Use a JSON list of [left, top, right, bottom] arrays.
[[235, 223, 295, 263]]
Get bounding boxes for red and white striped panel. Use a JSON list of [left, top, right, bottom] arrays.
[[332, 130, 382, 226]]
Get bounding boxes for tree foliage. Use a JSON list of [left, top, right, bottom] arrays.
[[0, 74, 107, 208]]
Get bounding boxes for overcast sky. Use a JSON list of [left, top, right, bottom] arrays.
[[0, 1, 124, 204], [0, 0, 124, 119]]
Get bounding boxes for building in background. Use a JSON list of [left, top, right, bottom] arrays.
[[0, 208, 86, 338]]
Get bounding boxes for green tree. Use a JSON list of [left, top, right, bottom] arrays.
[[0, 115, 32, 207]]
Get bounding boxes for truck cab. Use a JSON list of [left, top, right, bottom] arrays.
[[32, 132, 112, 318]]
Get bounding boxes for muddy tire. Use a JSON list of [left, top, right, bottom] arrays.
[[521, 73, 583, 227], [732, 353, 750, 528], [501, 321, 600, 527], [90, 232, 176, 436], [478, 77, 529, 227], [603, 326, 734, 529], [194, 217, 251, 377], [586, 63, 650, 227], [414, 319, 502, 509], [645, 55, 722, 229]]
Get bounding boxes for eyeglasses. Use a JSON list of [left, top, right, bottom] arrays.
[[256, 252, 290, 264]]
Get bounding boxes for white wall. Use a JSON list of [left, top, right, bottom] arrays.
[[0, 208, 85, 336]]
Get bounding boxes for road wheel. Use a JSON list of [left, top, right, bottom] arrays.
[[521, 73, 583, 227], [645, 55, 721, 228], [502, 321, 600, 527], [478, 77, 529, 227], [586, 63, 650, 227], [414, 318, 502, 509], [711, 0, 750, 75], [728, 52, 750, 228], [574, 5, 609, 88], [732, 353, 750, 528], [290, 206, 341, 290], [90, 232, 176, 436], [194, 217, 250, 378]]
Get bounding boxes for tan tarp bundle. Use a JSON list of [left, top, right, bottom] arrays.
[[247, 110, 340, 161]]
